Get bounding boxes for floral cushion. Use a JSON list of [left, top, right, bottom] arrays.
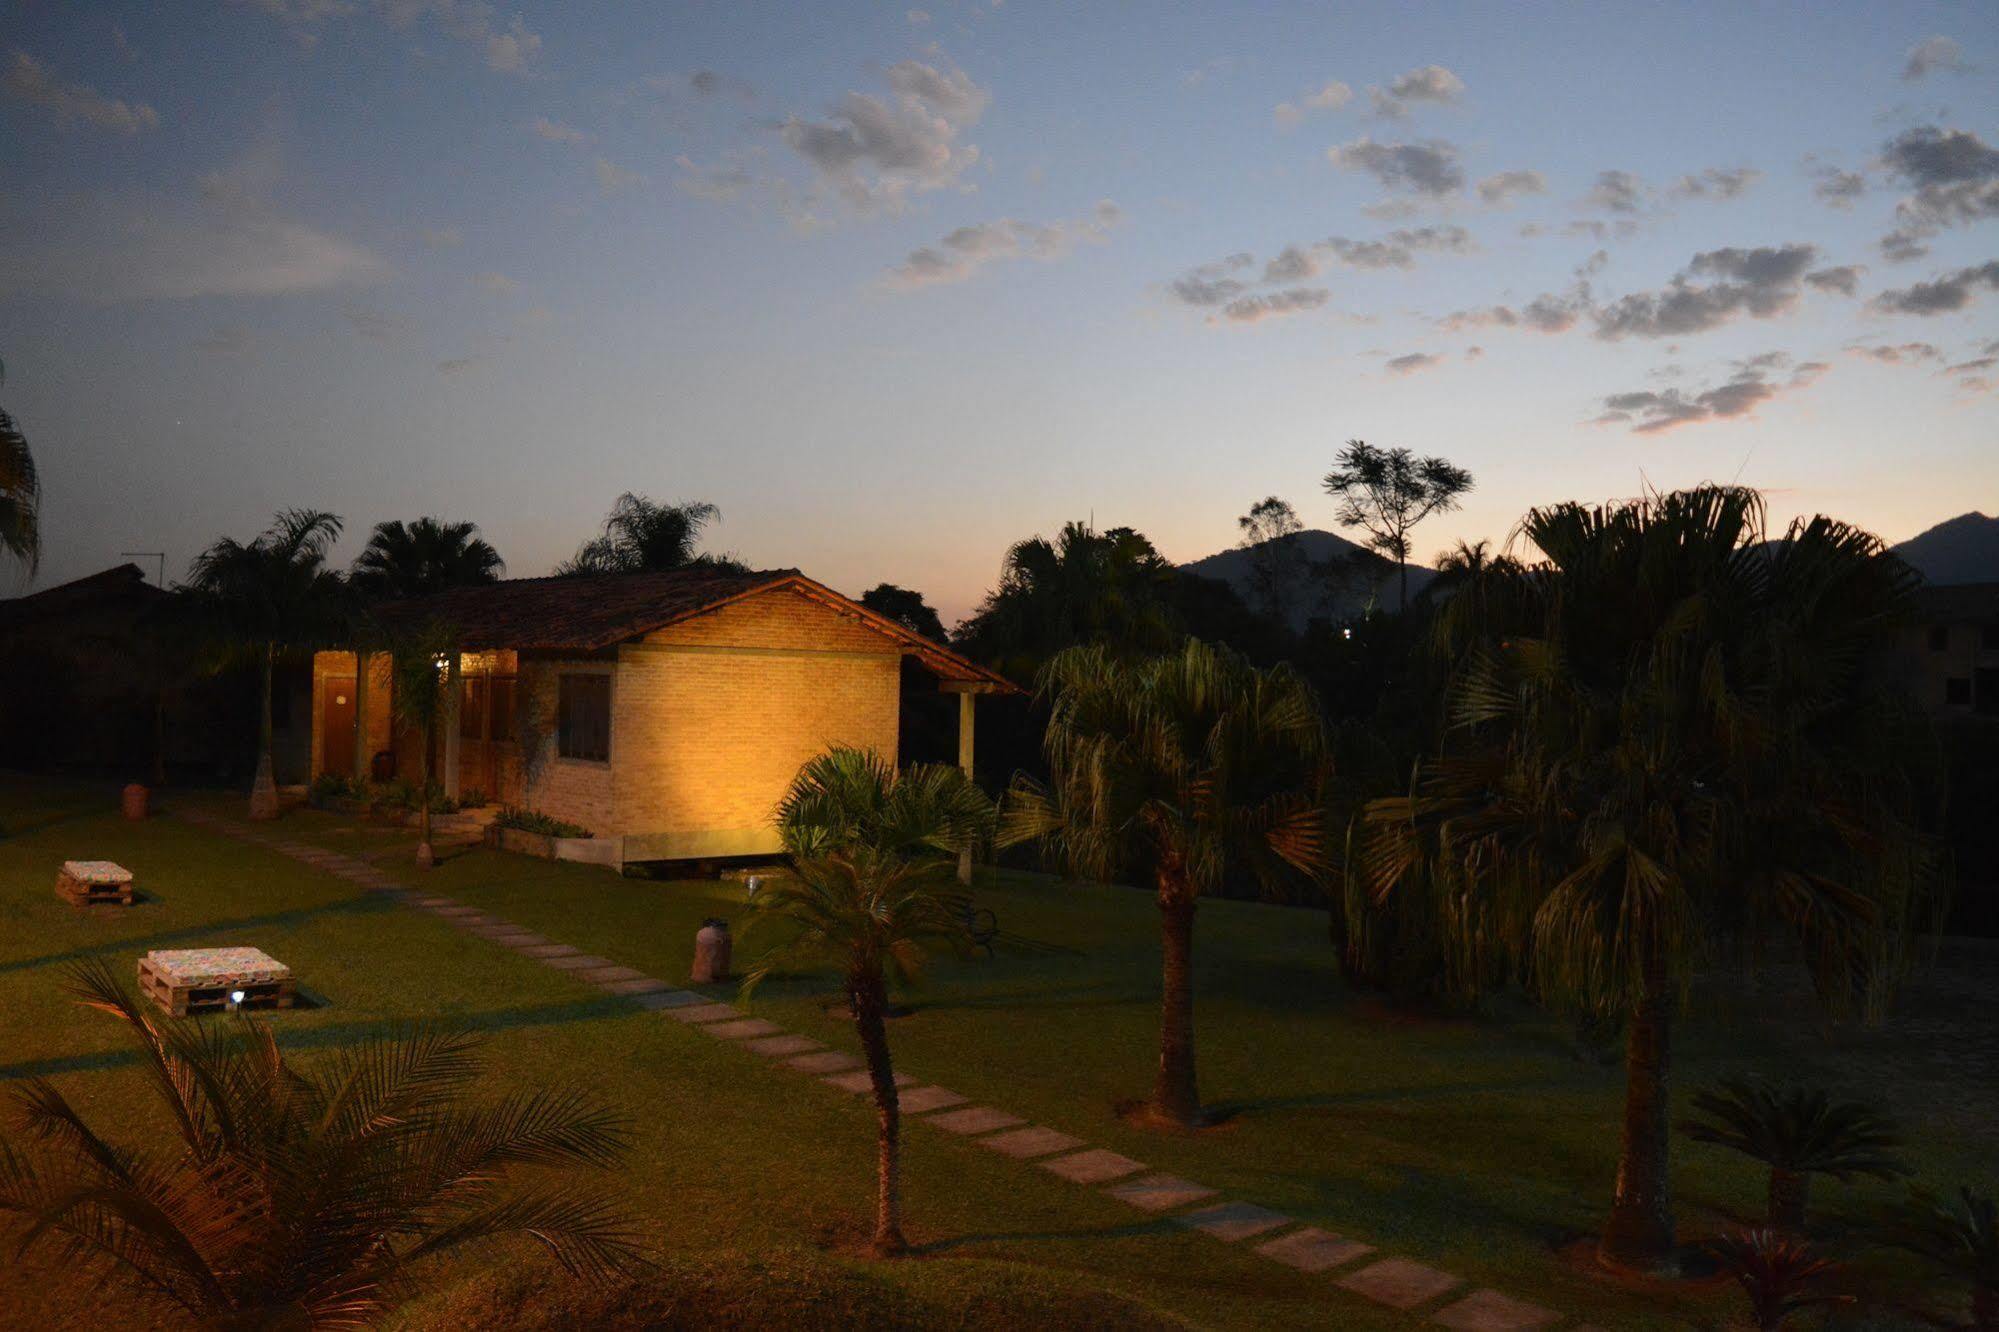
[[63, 860, 134, 885], [144, 947, 291, 987]]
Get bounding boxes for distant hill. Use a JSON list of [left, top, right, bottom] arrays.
[[1180, 529, 1437, 627], [1892, 512, 1999, 586]]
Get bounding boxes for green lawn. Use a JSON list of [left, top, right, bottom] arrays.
[[2, 776, 1989, 1329]]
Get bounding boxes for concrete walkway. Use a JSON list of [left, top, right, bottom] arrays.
[[177, 809, 1578, 1331]]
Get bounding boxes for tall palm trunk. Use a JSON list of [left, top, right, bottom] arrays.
[[415, 716, 436, 869], [1154, 856, 1201, 1127], [1767, 1168, 1809, 1232], [1602, 952, 1675, 1271], [249, 641, 279, 819], [850, 968, 906, 1257]]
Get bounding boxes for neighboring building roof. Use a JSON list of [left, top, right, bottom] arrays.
[[367, 567, 1019, 691], [0, 562, 170, 630], [1914, 581, 1999, 625]]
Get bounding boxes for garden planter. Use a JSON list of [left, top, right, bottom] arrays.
[[494, 827, 557, 860], [120, 784, 149, 820]]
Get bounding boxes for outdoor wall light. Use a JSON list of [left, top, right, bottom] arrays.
[[228, 989, 246, 1008]]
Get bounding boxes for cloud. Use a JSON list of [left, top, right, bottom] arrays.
[[1321, 225, 1474, 270], [881, 201, 1123, 290], [1218, 288, 1329, 324], [1903, 36, 1967, 80], [1328, 136, 1463, 196], [1368, 64, 1464, 118], [1810, 164, 1867, 209], [1868, 261, 1999, 316], [237, 1, 540, 72], [672, 153, 757, 203], [593, 157, 644, 193], [1384, 351, 1443, 375], [1168, 253, 1254, 307], [339, 304, 401, 340], [529, 116, 587, 144], [1594, 356, 1827, 433], [645, 68, 755, 103], [778, 58, 988, 213], [1274, 79, 1352, 128], [1669, 167, 1761, 201], [1440, 292, 1584, 334], [1477, 169, 1546, 205], [194, 326, 255, 354], [437, 354, 485, 375], [473, 270, 518, 294], [1849, 341, 1942, 364], [1873, 126, 1999, 260], [1582, 169, 1647, 214], [421, 225, 463, 248], [907, 9, 931, 25], [0, 173, 388, 302], [1804, 265, 1863, 296], [1593, 243, 1821, 339], [3, 51, 158, 133]]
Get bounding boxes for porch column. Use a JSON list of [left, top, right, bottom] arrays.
[[956, 688, 977, 885], [441, 651, 463, 800], [350, 651, 370, 784]]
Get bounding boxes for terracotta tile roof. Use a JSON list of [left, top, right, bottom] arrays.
[[365, 567, 1018, 691]]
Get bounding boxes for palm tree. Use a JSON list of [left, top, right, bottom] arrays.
[[1002, 639, 1331, 1128], [1360, 485, 1942, 1271], [0, 959, 640, 1328], [389, 619, 457, 867], [747, 748, 991, 1257], [1706, 1230, 1850, 1330], [1681, 1078, 1906, 1231], [558, 493, 740, 575], [182, 509, 347, 819], [1885, 1186, 1999, 1328], [351, 517, 504, 600], [0, 357, 40, 573]]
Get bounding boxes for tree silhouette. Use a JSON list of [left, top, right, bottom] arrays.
[[352, 517, 504, 600], [860, 584, 947, 642], [1322, 441, 1473, 611], [558, 494, 741, 575], [0, 358, 40, 574]]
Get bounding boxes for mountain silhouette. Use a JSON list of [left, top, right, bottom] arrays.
[[1180, 529, 1437, 627], [1892, 512, 1999, 586]]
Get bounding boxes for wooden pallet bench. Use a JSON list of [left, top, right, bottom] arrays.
[[57, 860, 135, 906], [138, 948, 295, 1017]]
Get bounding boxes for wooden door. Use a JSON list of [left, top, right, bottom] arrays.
[[323, 677, 357, 776]]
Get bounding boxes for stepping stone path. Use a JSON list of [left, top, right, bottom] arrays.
[[174, 806, 1584, 1329]]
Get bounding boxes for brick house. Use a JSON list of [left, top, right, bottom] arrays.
[[308, 568, 1016, 867]]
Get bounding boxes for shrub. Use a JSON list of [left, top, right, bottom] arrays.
[[308, 771, 361, 805], [498, 806, 593, 839]]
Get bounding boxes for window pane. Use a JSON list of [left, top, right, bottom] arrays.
[[558, 674, 610, 761]]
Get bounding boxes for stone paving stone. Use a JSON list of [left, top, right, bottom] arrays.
[[704, 1018, 784, 1040], [543, 954, 615, 971], [924, 1105, 1026, 1136], [979, 1126, 1086, 1160], [410, 896, 457, 908], [744, 1034, 824, 1057], [635, 984, 715, 1008], [517, 943, 580, 958], [445, 912, 499, 926], [574, 964, 647, 984], [786, 1050, 863, 1074], [897, 1085, 969, 1114], [1105, 1173, 1220, 1212], [1430, 1290, 1560, 1331], [600, 977, 671, 996], [1253, 1226, 1375, 1273], [1336, 1258, 1463, 1311], [1040, 1149, 1146, 1185], [669, 1002, 742, 1023], [822, 1069, 917, 1094], [1176, 1201, 1292, 1242], [486, 931, 548, 947], [466, 923, 525, 939]]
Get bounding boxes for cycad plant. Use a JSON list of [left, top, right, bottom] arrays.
[[387, 617, 458, 868], [748, 748, 991, 1257], [1361, 486, 1942, 1271], [1885, 1186, 1999, 1328], [0, 960, 640, 1328], [1706, 1229, 1850, 1330], [1681, 1078, 1907, 1231], [1002, 638, 1330, 1128]]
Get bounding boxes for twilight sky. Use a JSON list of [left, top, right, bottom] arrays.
[[3, 1, 1995, 625]]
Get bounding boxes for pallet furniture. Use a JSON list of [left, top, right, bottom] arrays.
[[138, 947, 296, 1017], [56, 860, 136, 906]]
